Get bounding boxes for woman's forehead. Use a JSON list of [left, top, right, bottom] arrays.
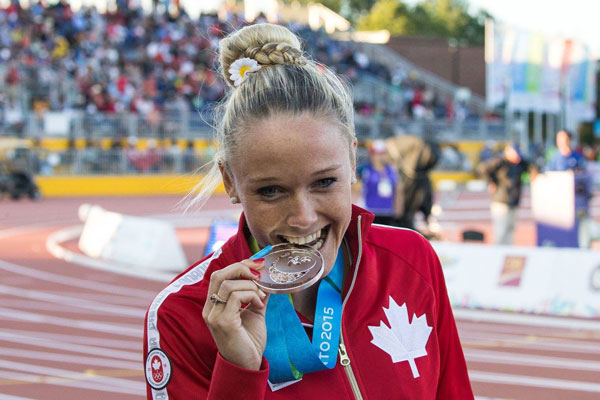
[[230, 114, 350, 172], [239, 114, 346, 152]]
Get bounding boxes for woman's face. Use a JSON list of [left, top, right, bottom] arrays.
[[222, 112, 356, 275]]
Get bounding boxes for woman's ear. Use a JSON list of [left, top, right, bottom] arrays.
[[351, 138, 358, 176], [218, 161, 236, 199]]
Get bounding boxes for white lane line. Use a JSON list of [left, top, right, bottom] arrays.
[[461, 331, 600, 354], [44, 291, 151, 306], [0, 224, 55, 239], [0, 299, 113, 316], [0, 394, 37, 400], [46, 226, 176, 282], [0, 328, 138, 350], [469, 370, 600, 392], [0, 359, 143, 390], [0, 370, 141, 396], [0, 332, 139, 361], [0, 284, 144, 317], [465, 349, 600, 371], [0, 347, 140, 370], [474, 397, 508, 400], [0, 307, 140, 337], [0, 259, 156, 298], [457, 320, 600, 339], [454, 308, 600, 331]]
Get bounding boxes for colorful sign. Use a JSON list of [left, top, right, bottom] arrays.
[[485, 20, 596, 124]]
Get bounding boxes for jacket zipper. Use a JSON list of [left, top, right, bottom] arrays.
[[339, 341, 363, 399], [338, 216, 365, 400]]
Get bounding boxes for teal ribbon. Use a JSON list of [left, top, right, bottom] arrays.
[[260, 247, 344, 383]]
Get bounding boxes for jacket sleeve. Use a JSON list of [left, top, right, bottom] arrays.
[[144, 307, 269, 400], [208, 354, 270, 400], [477, 157, 500, 183], [143, 290, 270, 399], [422, 238, 474, 399]]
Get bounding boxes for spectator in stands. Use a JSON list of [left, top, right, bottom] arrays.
[[125, 135, 141, 172], [478, 143, 538, 245], [359, 139, 403, 226], [183, 140, 198, 172], [143, 23, 472, 399], [0, 1, 477, 135]]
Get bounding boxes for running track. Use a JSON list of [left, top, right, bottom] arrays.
[[0, 192, 599, 399]]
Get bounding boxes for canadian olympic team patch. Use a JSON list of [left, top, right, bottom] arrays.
[[145, 348, 172, 390]]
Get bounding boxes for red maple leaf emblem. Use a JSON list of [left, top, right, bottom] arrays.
[[151, 355, 164, 382]]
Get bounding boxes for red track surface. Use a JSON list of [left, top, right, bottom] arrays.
[[1, 193, 599, 399]]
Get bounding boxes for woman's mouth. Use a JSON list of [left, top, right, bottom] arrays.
[[278, 226, 329, 250]]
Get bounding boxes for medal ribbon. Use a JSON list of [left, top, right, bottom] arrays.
[[256, 246, 344, 383]]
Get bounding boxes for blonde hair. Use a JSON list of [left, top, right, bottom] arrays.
[[184, 23, 356, 211]]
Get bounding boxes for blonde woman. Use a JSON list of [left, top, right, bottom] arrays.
[[144, 23, 472, 399]]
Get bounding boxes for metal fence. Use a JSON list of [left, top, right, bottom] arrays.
[[0, 110, 214, 140], [3, 147, 213, 176], [1, 110, 507, 143], [354, 115, 506, 141]]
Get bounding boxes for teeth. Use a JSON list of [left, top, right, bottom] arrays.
[[283, 229, 321, 245], [311, 239, 324, 250]]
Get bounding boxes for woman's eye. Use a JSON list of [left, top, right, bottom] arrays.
[[315, 177, 337, 188], [257, 186, 279, 198]]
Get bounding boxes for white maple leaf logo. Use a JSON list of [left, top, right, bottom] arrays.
[[368, 296, 432, 378], [152, 358, 161, 371]]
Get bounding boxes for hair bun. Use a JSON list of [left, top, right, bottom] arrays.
[[219, 23, 305, 87]]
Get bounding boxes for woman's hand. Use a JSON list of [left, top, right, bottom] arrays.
[[202, 259, 268, 370]]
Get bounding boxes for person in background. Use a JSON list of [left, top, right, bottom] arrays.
[[478, 143, 538, 245], [360, 139, 403, 226], [478, 140, 497, 163], [547, 130, 585, 172], [546, 130, 596, 247], [143, 23, 472, 399], [385, 135, 440, 231]]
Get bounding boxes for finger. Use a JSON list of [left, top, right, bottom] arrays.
[[209, 259, 265, 291], [217, 279, 267, 302], [205, 261, 263, 314], [241, 258, 266, 271], [206, 290, 265, 329], [223, 290, 266, 315], [239, 292, 271, 313]]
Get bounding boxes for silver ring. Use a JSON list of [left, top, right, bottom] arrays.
[[209, 293, 227, 305]]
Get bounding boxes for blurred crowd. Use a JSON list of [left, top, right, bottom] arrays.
[[0, 0, 477, 138]]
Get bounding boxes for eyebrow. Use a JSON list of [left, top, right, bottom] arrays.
[[248, 165, 343, 184]]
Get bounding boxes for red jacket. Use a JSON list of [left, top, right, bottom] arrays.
[[144, 205, 473, 399]]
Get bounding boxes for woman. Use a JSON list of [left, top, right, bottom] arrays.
[[144, 23, 472, 399]]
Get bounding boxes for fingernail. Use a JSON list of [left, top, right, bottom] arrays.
[[250, 269, 261, 278], [252, 258, 265, 263], [258, 289, 267, 298]]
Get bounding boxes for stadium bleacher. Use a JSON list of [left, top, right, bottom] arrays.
[[0, 1, 503, 182]]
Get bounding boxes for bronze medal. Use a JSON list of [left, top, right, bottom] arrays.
[[255, 243, 324, 294]]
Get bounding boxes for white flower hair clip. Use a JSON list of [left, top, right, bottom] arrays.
[[228, 57, 261, 87]]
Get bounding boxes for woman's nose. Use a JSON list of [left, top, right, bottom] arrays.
[[286, 193, 318, 229]]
